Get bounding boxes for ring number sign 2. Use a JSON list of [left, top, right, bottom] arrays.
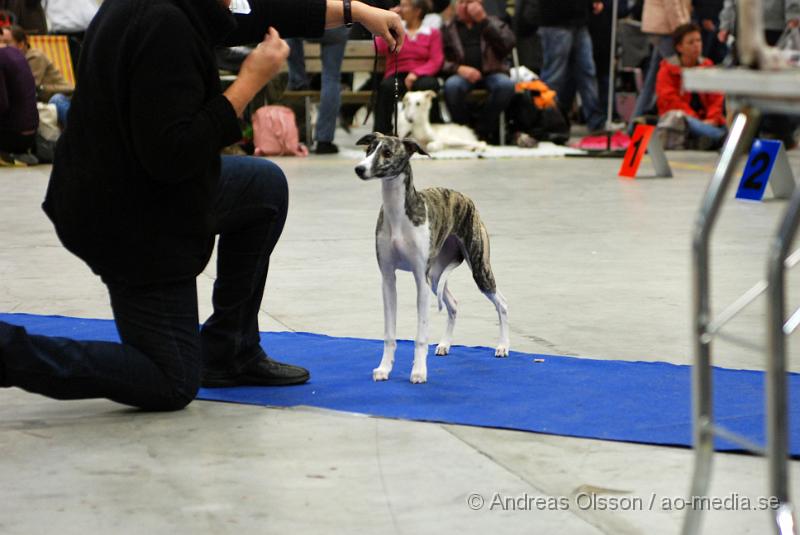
[[735, 139, 796, 201]]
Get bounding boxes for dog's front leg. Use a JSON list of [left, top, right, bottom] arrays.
[[374, 269, 397, 381], [410, 270, 430, 383]]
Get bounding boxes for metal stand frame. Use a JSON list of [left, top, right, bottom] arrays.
[[683, 104, 800, 535]]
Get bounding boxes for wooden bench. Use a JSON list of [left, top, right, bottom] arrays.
[[277, 40, 382, 144], [222, 39, 506, 144]]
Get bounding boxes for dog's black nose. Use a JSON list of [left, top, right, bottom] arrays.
[[355, 165, 366, 178]]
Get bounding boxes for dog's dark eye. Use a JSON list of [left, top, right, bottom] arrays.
[[382, 149, 392, 158]]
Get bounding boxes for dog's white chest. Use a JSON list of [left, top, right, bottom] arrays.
[[377, 208, 430, 272]]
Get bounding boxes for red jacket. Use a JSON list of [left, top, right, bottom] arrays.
[[655, 55, 725, 125]]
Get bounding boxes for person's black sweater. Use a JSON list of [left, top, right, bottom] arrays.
[[538, 0, 592, 27], [42, 0, 325, 285]]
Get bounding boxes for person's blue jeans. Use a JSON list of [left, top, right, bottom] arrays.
[[0, 156, 289, 410], [685, 116, 727, 143], [537, 25, 606, 131], [443, 72, 515, 140], [49, 93, 71, 128], [286, 27, 349, 144], [629, 34, 675, 132]]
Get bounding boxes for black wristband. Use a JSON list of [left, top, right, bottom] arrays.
[[343, 0, 353, 27]]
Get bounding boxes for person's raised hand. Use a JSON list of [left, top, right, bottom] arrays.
[[354, 2, 405, 51], [466, 1, 486, 22], [717, 29, 729, 43], [225, 27, 288, 116], [240, 27, 289, 90], [592, 1, 604, 15]]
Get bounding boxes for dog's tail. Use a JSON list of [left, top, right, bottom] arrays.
[[436, 260, 459, 311]]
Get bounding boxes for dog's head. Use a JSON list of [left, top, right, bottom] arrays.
[[354, 133, 430, 180], [402, 90, 436, 124]]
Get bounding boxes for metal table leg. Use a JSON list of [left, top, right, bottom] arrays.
[[683, 108, 761, 535], [767, 180, 800, 535]]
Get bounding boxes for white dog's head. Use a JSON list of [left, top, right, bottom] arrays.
[[402, 90, 436, 124]]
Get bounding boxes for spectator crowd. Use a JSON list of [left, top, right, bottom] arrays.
[[2, 0, 799, 162]]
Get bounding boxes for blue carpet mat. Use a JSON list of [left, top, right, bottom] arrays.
[[3, 312, 799, 454]]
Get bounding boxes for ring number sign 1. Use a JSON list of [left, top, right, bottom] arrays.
[[619, 124, 672, 179], [735, 139, 796, 201]]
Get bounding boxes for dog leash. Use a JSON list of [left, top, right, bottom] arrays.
[[364, 34, 400, 137], [392, 46, 399, 137]]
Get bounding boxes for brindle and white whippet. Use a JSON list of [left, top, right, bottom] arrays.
[[355, 133, 509, 384]]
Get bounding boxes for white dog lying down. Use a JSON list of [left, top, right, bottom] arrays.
[[400, 90, 487, 153]]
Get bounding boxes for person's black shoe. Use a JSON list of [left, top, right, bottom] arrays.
[[202, 354, 310, 387], [315, 141, 339, 154]]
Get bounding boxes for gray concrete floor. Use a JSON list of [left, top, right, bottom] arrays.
[[2, 127, 799, 534]]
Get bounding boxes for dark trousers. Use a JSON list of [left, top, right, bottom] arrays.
[[373, 73, 441, 135], [0, 131, 35, 154], [443, 72, 516, 141], [0, 156, 288, 410]]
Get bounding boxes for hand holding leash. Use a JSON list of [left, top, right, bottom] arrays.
[[354, 2, 405, 51]]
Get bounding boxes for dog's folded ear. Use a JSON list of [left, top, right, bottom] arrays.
[[356, 133, 378, 146], [403, 138, 431, 158]]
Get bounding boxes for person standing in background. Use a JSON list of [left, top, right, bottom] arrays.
[[627, 0, 690, 131], [42, 0, 99, 75], [693, 0, 726, 63], [538, 0, 616, 133], [286, 26, 349, 154]]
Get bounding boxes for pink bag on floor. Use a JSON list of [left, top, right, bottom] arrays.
[[572, 131, 631, 151], [252, 105, 309, 157]]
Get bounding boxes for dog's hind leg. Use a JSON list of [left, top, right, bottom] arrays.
[[374, 269, 397, 381], [484, 290, 510, 357], [463, 222, 510, 357]]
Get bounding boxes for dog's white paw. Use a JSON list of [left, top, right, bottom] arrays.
[[373, 368, 390, 381], [495, 345, 509, 358], [410, 370, 427, 384], [435, 343, 450, 356]]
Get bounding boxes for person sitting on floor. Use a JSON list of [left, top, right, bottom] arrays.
[[441, 0, 516, 144], [655, 22, 726, 150], [0, 42, 38, 165], [1, 25, 73, 127], [374, 0, 444, 135]]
